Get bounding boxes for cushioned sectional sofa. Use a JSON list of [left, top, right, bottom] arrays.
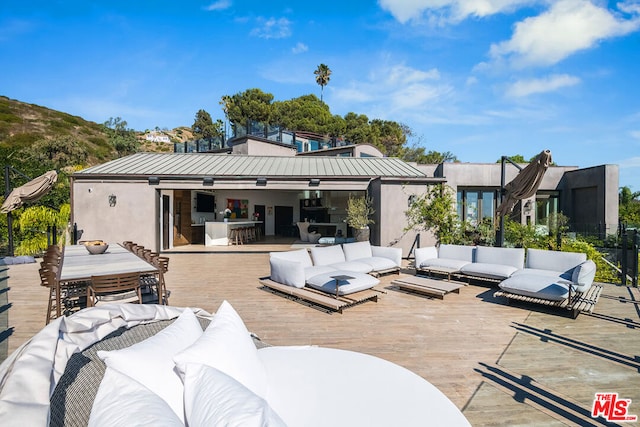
[[269, 241, 402, 296], [415, 244, 598, 313]]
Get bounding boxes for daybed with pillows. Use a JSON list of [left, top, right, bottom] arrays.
[[414, 244, 600, 316], [0, 303, 471, 427]]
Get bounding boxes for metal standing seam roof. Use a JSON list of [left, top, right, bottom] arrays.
[[74, 153, 428, 178]]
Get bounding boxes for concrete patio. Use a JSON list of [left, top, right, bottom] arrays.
[[2, 240, 639, 426]]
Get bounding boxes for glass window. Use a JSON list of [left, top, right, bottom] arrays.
[[536, 192, 559, 226], [457, 189, 498, 225], [481, 191, 495, 219], [466, 192, 479, 226]]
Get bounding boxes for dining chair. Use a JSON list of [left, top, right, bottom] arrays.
[[87, 272, 142, 307]]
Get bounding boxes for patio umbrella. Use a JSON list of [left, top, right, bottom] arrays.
[[1, 170, 58, 213], [496, 149, 552, 218]]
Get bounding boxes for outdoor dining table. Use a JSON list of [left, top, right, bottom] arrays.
[[56, 243, 158, 318]]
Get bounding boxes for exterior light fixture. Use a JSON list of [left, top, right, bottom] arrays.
[[309, 178, 320, 187], [108, 194, 117, 207], [203, 177, 214, 186], [148, 176, 160, 185], [256, 177, 267, 186]]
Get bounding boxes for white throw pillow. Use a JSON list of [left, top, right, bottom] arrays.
[[96, 309, 203, 421], [270, 256, 306, 288], [88, 368, 184, 427], [183, 363, 286, 427], [174, 300, 268, 398]]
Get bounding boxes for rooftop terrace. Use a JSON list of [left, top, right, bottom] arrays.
[[2, 239, 639, 426]]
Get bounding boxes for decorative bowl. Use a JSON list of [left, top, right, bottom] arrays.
[[84, 241, 109, 255]]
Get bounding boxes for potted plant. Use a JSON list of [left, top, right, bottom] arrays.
[[345, 195, 374, 242], [220, 208, 232, 222]]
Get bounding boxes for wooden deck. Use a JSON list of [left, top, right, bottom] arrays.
[[3, 241, 640, 426]]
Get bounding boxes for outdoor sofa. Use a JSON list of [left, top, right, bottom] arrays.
[[262, 241, 401, 312], [0, 303, 471, 427], [414, 244, 600, 316]]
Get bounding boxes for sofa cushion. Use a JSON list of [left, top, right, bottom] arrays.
[[414, 246, 438, 269], [96, 309, 203, 421], [371, 246, 402, 267], [328, 261, 373, 273], [270, 256, 305, 288], [572, 260, 596, 292], [306, 270, 379, 295], [174, 300, 267, 399], [420, 258, 470, 271], [309, 245, 346, 266], [342, 241, 372, 261], [475, 246, 524, 269], [183, 363, 286, 427], [526, 248, 586, 273], [512, 268, 572, 282], [357, 256, 398, 272], [270, 249, 312, 268], [304, 265, 338, 280], [438, 244, 475, 262], [460, 263, 519, 280], [499, 274, 572, 301]]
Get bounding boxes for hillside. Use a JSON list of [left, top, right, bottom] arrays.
[[0, 96, 188, 166]]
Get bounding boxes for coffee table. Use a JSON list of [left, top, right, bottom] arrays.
[[391, 276, 464, 299], [417, 265, 459, 281]]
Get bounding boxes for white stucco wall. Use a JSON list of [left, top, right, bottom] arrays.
[[376, 181, 436, 258], [72, 180, 158, 250]]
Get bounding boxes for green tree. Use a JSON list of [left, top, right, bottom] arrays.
[[221, 89, 274, 136], [272, 95, 333, 135], [102, 117, 139, 156], [405, 184, 460, 244], [314, 64, 331, 102], [496, 154, 527, 163], [619, 186, 640, 225], [15, 204, 70, 255], [401, 144, 458, 164], [369, 119, 408, 157], [24, 135, 88, 169], [192, 109, 223, 140], [343, 112, 371, 145]]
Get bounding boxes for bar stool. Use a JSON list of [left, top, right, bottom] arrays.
[[228, 228, 242, 245]]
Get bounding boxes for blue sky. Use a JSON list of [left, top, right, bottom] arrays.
[[2, 0, 639, 190]]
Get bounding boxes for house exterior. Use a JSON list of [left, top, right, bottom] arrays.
[[70, 135, 619, 256], [70, 152, 441, 255]]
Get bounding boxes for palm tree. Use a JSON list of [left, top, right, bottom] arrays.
[[314, 64, 331, 102]]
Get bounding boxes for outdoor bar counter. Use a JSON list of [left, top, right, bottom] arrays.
[[204, 220, 262, 246]]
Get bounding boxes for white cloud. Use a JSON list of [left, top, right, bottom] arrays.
[[333, 62, 451, 117], [490, 0, 640, 68], [630, 130, 640, 140], [204, 0, 231, 12], [378, 0, 535, 24], [291, 42, 308, 54], [618, 156, 640, 168], [506, 74, 580, 97], [250, 17, 292, 39]]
